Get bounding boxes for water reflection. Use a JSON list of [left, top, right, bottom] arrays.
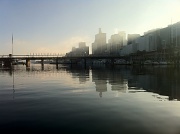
[[128, 65, 180, 101], [92, 68, 107, 97], [2, 64, 180, 134], [1, 64, 180, 101], [65, 66, 90, 84], [12, 68, 15, 99], [64, 65, 180, 100]]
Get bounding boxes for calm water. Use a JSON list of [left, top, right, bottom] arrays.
[[0, 64, 180, 134]]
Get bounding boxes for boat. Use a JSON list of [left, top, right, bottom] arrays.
[[12, 60, 25, 65], [114, 59, 127, 65], [93, 59, 106, 64], [159, 61, 167, 65], [144, 60, 152, 65], [152, 61, 159, 65]]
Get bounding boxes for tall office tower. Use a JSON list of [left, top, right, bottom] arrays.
[[127, 34, 140, 45], [110, 34, 123, 55], [79, 42, 86, 48], [119, 31, 127, 46], [92, 42, 97, 55], [92, 28, 107, 55]]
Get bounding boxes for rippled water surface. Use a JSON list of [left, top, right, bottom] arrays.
[[0, 64, 180, 134]]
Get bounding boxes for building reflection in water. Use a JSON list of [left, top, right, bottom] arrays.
[[66, 65, 180, 100], [65, 65, 90, 84], [92, 68, 107, 97], [1, 64, 180, 100], [107, 67, 128, 94]]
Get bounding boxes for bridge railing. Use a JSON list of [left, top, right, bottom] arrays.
[[0, 55, 10, 58], [0, 54, 65, 58]]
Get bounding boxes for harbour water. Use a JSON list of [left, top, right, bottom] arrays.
[[0, 64, 180, 134]]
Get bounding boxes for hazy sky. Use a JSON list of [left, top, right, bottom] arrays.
[[0, 0, 180, 54]]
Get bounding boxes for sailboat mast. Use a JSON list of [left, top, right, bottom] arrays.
[[12, 34, 13, 55]]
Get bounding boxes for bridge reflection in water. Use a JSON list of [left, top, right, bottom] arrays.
[[1, 64, 180, 101]]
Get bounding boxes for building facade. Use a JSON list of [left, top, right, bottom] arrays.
[[120, 22, 180, 56], [92, 28, 107, 55], [66, 42, 89, 57]]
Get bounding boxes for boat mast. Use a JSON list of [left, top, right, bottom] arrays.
[[12, 33, 13, 56]]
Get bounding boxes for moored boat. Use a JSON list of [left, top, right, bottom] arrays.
[[144, 60, 152, 65]]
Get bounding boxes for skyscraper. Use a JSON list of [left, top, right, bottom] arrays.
[[109, 32, 126, 55], [119, 31, 127, 46], [92, 28, 107, 55]]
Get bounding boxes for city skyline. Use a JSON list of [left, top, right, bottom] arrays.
[[0, 0, 180, 55]]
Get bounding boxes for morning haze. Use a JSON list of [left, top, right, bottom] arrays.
[[1, 0, 180, 134], [0, 0, 179, 54]]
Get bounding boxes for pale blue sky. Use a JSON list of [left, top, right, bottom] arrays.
[[0, 0, 180, 54]]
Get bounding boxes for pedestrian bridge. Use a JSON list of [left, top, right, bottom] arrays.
[[0, 54, 127, 68]]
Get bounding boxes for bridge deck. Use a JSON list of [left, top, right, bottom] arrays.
[[0, 55, 125, 60]]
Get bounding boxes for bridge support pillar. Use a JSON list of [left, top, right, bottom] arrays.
[[56, 58, 58, 69], [70, 59, 72, 68], [91, 59, 93, 66], [26, 59, 30, 67], [111, 58, 114, 67], [41, 59, 44, 66], [4, 58, 12, 67], [84, 58, 86, 69], [41, 59, 44, 70]]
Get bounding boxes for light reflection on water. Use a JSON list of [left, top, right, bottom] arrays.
[[0, 64, 180, 134]]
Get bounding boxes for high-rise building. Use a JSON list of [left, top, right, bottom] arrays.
[[106, 39, 111, 55], [110, 34, 123, 55], [72, 47, 76, 52], [79, 42, 86, 48], [127, 34, 140, 45], [66, 42, 89, 57], [92, 28, 107, 55], [120, 21, 180, 56], [92, 42, 97, 55], [119, 31, 127, 46], [109, 31, 127, 55]]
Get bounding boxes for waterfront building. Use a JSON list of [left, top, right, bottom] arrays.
[[136, 36, 145, 52], [110, 34, 123, 55], [106, 39, 111, 55], [108, 32, 126, 56], [120, 43, 133, 56], [119, 34, 139, 55], [127, 34, 140, 45], [78, 42, 89, 56], [79, 42, 86, 48], [92, 28, 107, 55], [160, 22, 180, 49], [72, 47, 76, 52], [120, 21, 180, 56], [92, 42, 97, 55], [143, 29, 161, 52], [175, 22, 180, 47], [119, 31, 127, 46], [66, 42, 89, 57]]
